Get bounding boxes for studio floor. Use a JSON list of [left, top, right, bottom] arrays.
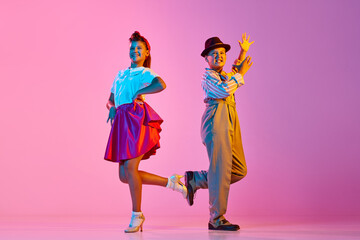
[[1, 215, 359, 240]]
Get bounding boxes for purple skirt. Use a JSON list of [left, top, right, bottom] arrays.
[[104, 101, 163, 162]]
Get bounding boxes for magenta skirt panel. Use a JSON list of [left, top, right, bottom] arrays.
[[104, 102, 163, 162]]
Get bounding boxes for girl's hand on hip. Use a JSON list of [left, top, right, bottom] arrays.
[[132, 93, 145, 103]]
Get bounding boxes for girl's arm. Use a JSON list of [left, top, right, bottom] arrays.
[[132, 77, 166, 101], [106, 93, 116, 125], [106, 93, 115, 110]]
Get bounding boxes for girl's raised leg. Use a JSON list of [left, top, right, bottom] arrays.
[[120, 162, 187, 198]]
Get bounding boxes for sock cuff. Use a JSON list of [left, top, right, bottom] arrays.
[[166, 177, 172, 188]]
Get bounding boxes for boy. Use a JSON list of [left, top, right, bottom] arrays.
[[185, 34, 253, 231]]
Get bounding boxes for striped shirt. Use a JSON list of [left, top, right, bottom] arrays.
[[201, 68, 244, 100]]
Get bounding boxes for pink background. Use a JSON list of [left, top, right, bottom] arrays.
[[1, 0, 359, 218]]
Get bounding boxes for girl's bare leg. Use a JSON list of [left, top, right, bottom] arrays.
[[123, 155, 143, 212], [120, 158, 186, 200], [120, 164, 167, 187]]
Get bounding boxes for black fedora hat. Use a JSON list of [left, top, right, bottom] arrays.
[[201, 37, 231, 57]]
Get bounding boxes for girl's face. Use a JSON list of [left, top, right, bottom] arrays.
[[205, 47, 227, 72], [129, 41, 149, 66]]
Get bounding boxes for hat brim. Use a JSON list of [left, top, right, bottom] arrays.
[[201, 43, 231, 57]]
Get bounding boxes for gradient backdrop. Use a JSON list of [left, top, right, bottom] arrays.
[[1, 0, 360, 219]]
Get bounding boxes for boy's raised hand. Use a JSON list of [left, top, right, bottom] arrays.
[[238, 33, 254, 52]]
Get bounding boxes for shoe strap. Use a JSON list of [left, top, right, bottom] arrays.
[[219, 219, 230, 225], [129, 214, 143, 227]]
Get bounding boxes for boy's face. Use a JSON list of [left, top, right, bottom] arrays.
[[205, 47, 227, 71]]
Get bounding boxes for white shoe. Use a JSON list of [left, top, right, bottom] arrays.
[[124, 212, 145, 233], [167, 174, 188, 199]]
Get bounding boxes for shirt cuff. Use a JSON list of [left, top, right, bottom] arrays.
[[231, 73, 245, 87]]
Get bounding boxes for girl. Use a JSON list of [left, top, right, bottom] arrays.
[[104, 31, 187, 233]]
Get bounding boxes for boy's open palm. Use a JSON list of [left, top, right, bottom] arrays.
[[238, 33, 254, 52]]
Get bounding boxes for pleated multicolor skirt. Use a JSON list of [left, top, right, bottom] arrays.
[[104, 101, 163, 162]]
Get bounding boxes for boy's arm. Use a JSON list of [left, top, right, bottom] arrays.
[[232, 33, 254, 72]]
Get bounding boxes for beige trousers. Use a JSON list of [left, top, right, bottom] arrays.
[[194, 96, 247, 223]]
